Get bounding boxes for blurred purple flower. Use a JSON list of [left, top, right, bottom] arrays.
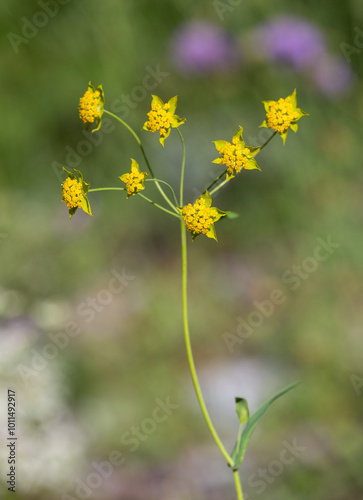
[[311, 54, 354, 98], [252, 15, 326, 70], [169, 20, 240, 76]]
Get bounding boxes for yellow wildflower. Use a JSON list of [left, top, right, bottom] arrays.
[[143, 95, 185, 146], [61, 168, 92, 218], [120, 159, 148, 198], [260, 89, 308, 144], [62, 177, 83, 210], [213, 127, 260, 180], [179, 191, 229, 241], [79, 82, 104, 132]]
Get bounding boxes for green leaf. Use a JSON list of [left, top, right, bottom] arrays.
[[246, 146, 260, 157], [226, 212, 239, 219], [82, 195, 92, 216], [159, 127, 171, 146], [151, 95, 164, 107], [206, 224, 218, 242], [235, 398, 249, 425], [289, 88, 297, 108], [171, 115, 186, 128], [201, 190, 212, 208], [231, 381, 300, 470], [68, 207, 77, 219], [245, 158, 261, 171], [233, 126, 245, 147], [63, 167, 75, 180], [213, 140, 228, 151], [73, 168, 83, 183], [168, 95, 178, 114], [280, 130, 288, 145]]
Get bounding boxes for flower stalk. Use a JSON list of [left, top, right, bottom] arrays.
[[59, 85, 307, 500]]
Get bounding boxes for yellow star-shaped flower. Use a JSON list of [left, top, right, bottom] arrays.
[[120, 159, 148, 198], [179, 191, 229, 242], [143, 95, 185, 146], [213, 127, 260, 181], [61, 168, 92, 218], [260, 89, 308, 145], [79, 82, 104, 132]]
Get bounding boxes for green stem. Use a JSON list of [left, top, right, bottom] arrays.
[[180, 221, 233, 467], [88, 187, 179, 218], [259, 130, 277, 151], [137, 192, 180, 218], [177, 128, 186, 206], [210, 178, 228, 196], [145, 178, 178, 207], [205, 168, 227, 194], [104, 109, 178, 214], [233, 470, 244, 500], [89, 187, 126, 192]]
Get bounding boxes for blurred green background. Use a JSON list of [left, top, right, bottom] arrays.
[[0, 1, 363, 499]]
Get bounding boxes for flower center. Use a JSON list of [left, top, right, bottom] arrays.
[[182, 198, 217, 235], [122, 166, 146, 196], [218, 138, 250, 175], [146, 102, 173, 137], [266, 96, 299, 133], [79, 90, 101, 124], [62, 178, 83, 210]]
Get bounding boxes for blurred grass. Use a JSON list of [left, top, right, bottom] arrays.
[[0, 0, 363, 499]]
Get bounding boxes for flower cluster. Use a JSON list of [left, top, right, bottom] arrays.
[[63, 87, 307, 239], [120, 159, 148, 198], [143, 95, 185, 146], [179, 192, 228, 241], [79, 82, 104, 132], [260, 89, 307, 144], [213, 127, 260, 180], [62, 177, 83, 210], [61, 168, 92, 218]]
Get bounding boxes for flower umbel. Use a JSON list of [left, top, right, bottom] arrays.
[[120, 159, 148, 198], [62, 177, 83, 210], [79, 82, 104, 132], [213, 127, 260, 180], [179, 191, 228, 241], [143, 95, 185, 146], [61, 168, 92, 218], [260, 89, 308, 144]]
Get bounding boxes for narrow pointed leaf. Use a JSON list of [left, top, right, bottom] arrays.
[[231, 381, 300, 470]]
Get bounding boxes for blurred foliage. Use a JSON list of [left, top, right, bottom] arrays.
[[0, 0, 363, 499]]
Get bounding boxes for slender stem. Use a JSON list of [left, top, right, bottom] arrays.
[[180, 221, 233, 466], [210, 178, 228, 196], [205, 168, 227, 193], [88, 187, 179, 218], [89, 187, 126, 192], [177, 128, 186, 206], [145, 178, 178, 207], [259, 130, 277, 151], [104, 109, 178, 214], [233, 470, 244, 500], [138, 192, 180, 218]]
